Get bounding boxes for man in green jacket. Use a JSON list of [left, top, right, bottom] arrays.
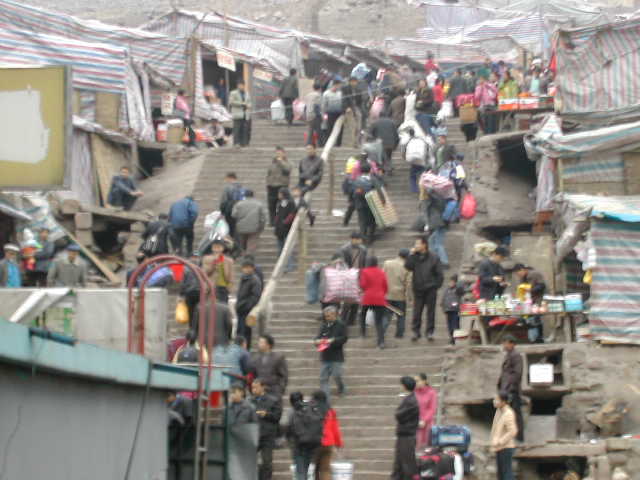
[[229, 81, 252, 147]]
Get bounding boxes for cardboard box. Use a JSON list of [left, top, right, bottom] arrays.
[[459, 105, 478, 124], [529, 363, 554, 386]]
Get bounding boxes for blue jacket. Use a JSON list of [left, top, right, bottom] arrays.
[[169, 197, 199, 229]]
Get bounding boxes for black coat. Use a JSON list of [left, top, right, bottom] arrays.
[[141, 220, 171, 255], [369, 117, 400, 149], [477, 258, 505, 300], [405, 251, 443, 293], [395, 392, 420, 437], [251, 393, 283, 443], [249, 351, 289, 398], [236, 273, 262, 315], [315, 320, 348, 363], [498, 349, 523, 394], [299, 155, 324, 190], [274, 199, 297, 240], [338, 242, 368, 269]]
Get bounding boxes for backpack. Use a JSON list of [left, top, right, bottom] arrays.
[[291, 403, 325, 447], [177, 345, 199, 363], [405, 137, 428, 165], [442, 199, 460, 224]]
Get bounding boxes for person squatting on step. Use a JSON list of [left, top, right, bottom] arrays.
[[315, 305, 348, 400]]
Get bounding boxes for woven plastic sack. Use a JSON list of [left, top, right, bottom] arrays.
[[321, 267, 361, 304], [419, 172, 456, 199]]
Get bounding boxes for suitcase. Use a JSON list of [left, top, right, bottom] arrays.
[[430, 425, 471, 451], [365, 187, 398, 228]]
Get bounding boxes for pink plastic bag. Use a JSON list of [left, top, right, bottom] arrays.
[[369, 96, 384, 122], [322, 267, 361, 304], [293, 99, 305, 121], [460, 192, 477, 219], [420, 172, 456, 199]]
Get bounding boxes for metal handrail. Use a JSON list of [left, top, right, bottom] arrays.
[[246, 115, 345, 332]]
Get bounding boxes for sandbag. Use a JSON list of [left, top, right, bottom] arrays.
[[321, 267, 361, 304], [271, 99, 285, 121]]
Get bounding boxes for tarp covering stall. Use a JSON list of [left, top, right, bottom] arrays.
[[554, 194, 640, 345], [142, 9, 303, 77], [0, 28, 128, 93], [554, 17, 640, 123], [0, 0, 187, 86]]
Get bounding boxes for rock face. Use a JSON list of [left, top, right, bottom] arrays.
[[20, 0, 426, 43]]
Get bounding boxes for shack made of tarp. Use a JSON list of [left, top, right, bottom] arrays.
[[554, 194, 640, 345], [0, 0, 187, 87], [141, 9, 303, 78], [526, 115, 640, 211], [554, 17, 640, 123]]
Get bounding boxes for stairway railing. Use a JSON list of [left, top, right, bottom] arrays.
[[247, 115, 344, 334]]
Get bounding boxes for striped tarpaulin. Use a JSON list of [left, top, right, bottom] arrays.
[[589, 220, 640, 344], [556, 18, 640, 116], [0, 0, 186, 86], [0, 28, 127, 93], [561, 154, 625, 184]]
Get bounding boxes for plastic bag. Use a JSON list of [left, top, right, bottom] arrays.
[[293, 99, 305, 121], [271, 99, 285, 121], [460, 192, 477, 220], [437, 100, 453, 121], [369, 96, 384, 121], [365, 309, 375, 326], [175, 299, 189, 324]]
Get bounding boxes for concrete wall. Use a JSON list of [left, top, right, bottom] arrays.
[[0, 365, 168, 480], [440, 343, 640, 479]]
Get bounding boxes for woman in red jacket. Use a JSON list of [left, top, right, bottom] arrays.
[[312, 390, 343, 480], [359, 255, 389, 348]]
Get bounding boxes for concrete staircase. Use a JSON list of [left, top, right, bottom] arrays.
[[168, 118, 470, 479]]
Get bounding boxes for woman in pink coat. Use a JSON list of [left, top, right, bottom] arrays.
[[414, 373, 438, 451]]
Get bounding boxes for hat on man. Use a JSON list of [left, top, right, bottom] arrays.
[[66, 244, 81, 252], [3, 244, 19, 253], [503, 335, 517, 344]]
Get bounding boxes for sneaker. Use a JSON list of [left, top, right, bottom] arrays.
[[427, 335, 435, 342], [411, 336, 420, 343], [378, 342, 386, 349]]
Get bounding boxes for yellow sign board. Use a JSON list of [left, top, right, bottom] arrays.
[[0, 65, 71, 189]]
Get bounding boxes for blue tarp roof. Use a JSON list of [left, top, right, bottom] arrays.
[[563, 194, 640, 223]]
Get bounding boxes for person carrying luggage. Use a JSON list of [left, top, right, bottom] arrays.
[[352, 163, 383, 245], [286, 392, 324, 480], [359, 255, 389, 348]]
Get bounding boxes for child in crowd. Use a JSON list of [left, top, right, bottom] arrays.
[[441, 274, 465, 345]]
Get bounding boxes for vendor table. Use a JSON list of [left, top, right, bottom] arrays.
[[460, 311, 582, 345], [486, 107, 554, 133]]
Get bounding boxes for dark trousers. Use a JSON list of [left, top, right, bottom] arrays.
[[496, 448, 515, 480], [409, 164, 425, 194], [215, 286, 229, 304], [110, 188, 137, 211], [308, 117, 322, 146], [224, 214, 237, 239], [357, 207, 376, 244], [258, 443, 274, 480], [387, 300, 406, 338], [391, 435, 417, 480], [461, 123, 478, 142], [267, 186, 282, 226], [341, 304, 359, 326], [481, 108, 498, 134], [446, 311, 460, 343], [171, 227, 194, 256], [237, 312, 252, 350], [416, 113, 434, 137], [412, 288, 438, 338], [324, 112, 343, 146], [383, 147, 394, 173], [282, 97, 294, 125], [343, 200, 355, 226], [293, 444, 317, 480], [360, 305, 387, 346], [233, 119, 250, 146], [510, 393, 525, 442]]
